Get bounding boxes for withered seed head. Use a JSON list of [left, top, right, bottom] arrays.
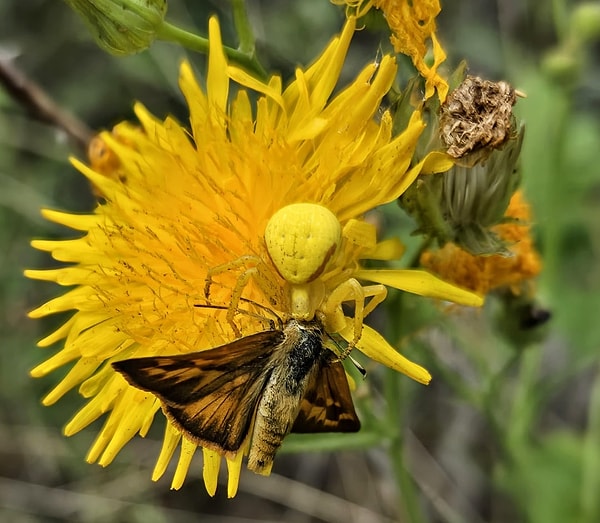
[[439, 75, 518, 159]]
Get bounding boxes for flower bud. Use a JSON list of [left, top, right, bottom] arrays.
[[541, 46, 583, 86], [571, 2, 600, 42], [65, 0, 167, 55]]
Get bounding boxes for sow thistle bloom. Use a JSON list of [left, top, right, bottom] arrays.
[[27, 17, 482, 497]]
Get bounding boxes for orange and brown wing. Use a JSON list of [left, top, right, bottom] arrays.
[[291, 358, 360, 433], [112, 330, 284, 455]]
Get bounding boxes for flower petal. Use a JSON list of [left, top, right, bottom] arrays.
[[355, 269, 484, 306], [152, 424, 181, 481], [202, 449, 221, 497], [226, 451, 244, 498], [341, 322, 431, 384], [172, 437, 197, 490], [207, 17, 229, 116], [363, 238, 405, 261]]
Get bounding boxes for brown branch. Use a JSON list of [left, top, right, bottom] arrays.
[[0, 58, 93, 151]]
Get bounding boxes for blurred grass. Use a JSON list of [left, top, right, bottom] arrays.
[[2, 0, 600, 522]]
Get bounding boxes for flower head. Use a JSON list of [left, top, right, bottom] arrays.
[[27, 17, 481, 496], [398, 72, 525, 256]]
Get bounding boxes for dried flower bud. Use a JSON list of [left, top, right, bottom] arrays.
[[65, 0, 167, 55], [439, 76, 518, 162]]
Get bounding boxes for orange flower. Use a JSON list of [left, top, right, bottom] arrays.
[[336, 0, 448, 100]]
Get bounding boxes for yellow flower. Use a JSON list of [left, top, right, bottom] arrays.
[[27, 17, 481, 497], [335, 0, 449, 100], [420, 190, 542, 295]]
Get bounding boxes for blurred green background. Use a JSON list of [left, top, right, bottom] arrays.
[[2, 1, 600, 521]]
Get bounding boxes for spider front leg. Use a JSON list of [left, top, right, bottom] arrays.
[[203, 255, 261, 299], [203, 255, 262, 336], [321, 279, 387, 356]]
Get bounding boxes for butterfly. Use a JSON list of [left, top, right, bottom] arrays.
[[112, 318, 360, 474]]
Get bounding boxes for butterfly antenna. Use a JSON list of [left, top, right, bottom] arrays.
[[324, 331, 368, 378], [374, 45, 383, 69], [238, 297, 283, 329], [348, 355, 367, 379]]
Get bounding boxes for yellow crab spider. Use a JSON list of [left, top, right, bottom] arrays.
[[204, 203, 386, 349], [264, 203, 387, 350], [320, 280, 387, 354]]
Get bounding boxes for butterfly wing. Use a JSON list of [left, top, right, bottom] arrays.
[[112, 330, 284, 456], [291, 358, 360, 433]]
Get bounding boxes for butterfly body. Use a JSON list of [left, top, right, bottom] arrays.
[[112, 318, 360, 475], [249, 319, 328, 472]]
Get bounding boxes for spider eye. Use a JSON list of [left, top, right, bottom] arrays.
[[264, 203, 341, 284]]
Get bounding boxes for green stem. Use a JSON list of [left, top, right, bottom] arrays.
[[551, 0, 570, 40], [480, 351, 524, 463], [505, 346, 542, 451], [156, 21, 267, 80], [580, 369, 600, 522], [540, 88, 569, 291], [384, 368, 426, 523], [231, 0, 256, 55]]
